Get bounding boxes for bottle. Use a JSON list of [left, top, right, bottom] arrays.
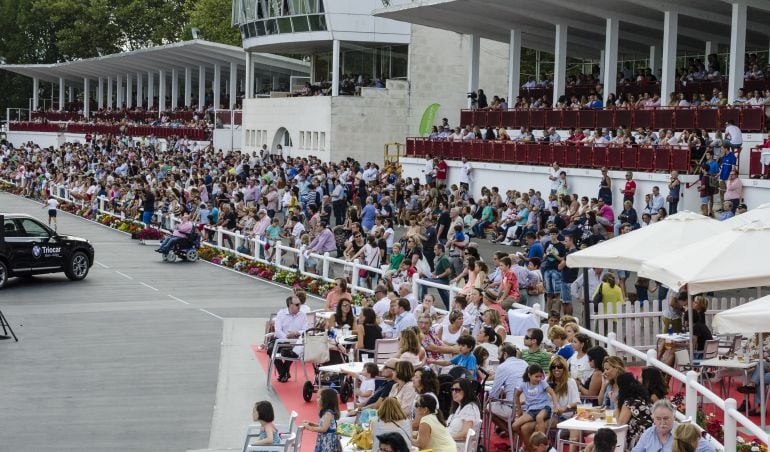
[[348, 346, 355, 363], [668, 324, 673, 336]]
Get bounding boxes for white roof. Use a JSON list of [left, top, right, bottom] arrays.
[[0, 39, 309, 86]]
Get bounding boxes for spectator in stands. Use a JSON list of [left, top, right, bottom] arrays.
[[270, 295, 308, 383], [632, 399, 715, 452], [413, 394, 456, 450], [668, 171, 681, 214], [249, 401, 280, 447], [585, 428, 617, 452], [371, 397, 411, 452], [614, 373, 653, 446], [600, 356, 626, 410]]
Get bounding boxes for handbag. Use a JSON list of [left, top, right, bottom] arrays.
[[527, 281, 545, 296], [303, 330, 330, 364], [592, 283, 604, 314], [358, 248, 379, 278]]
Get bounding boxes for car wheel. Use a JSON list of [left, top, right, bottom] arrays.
[[0, 261, 7, 289], [186, 250, 199, 262], [65, 251, 90, 281]]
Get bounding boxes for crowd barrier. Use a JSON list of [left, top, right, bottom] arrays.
[[405, 139, 692, 173], [460, 106, 765, 133], [2, 177, 767, 450], [7, 122, 63, 133], [9, 122, 209, 140]]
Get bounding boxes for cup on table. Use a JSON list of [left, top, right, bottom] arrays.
[[605, 409, 615, 424], [346, 402, 355, 414], [577, 403, 592, 415]]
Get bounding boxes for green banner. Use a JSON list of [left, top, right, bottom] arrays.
[[418, 103, 441, 137]]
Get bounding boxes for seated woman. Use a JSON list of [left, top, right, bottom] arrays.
[[386, 360, 417, 415], [599, 356, 626, 410], [613, 372, 653, 446], [576, 346, 607, 400], [481, 309, 508, 346], [324, 278, 350, 311], [439, 311, 469, 354], [356, 307, 383, 356], [641, 367, 668, 404], [327, 296, 356, 331], [413, 394, 457, 451], [411, 367, 440, 427], [371, 397, 412, 452], [414, 294, 441, 322], [525, 356, 578, 451], [394, 328, 426, 367], [475, 326, 500, 359], [446, 378, 482, 447]]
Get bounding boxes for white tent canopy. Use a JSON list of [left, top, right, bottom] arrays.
[[566, 211, 727, 272], [639, 223, 770, 294], [713, 295, 770, 335], [723, 202, 770, 228]]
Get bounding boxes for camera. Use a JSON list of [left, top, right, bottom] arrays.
[[467, 92, 477, 100]]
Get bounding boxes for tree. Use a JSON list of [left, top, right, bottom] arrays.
[[186, 0, 241, 46]]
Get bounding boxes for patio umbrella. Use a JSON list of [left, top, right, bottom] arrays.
[[723, 202, 770, 228], [567, 211, 727, 272], [713, 295, 770, 428]]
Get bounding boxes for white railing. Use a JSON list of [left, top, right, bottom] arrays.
[[2, 177, 768, 450]]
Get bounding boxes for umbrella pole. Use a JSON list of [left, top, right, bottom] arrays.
[[758, 333, 766, 431], [583, 269, 591, 330], [688, 293, 694, 365]]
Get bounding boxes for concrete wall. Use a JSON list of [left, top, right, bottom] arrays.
[[212, 128, 243, 152], [406, 25, 509, 136], [7, 131, 63, 149]]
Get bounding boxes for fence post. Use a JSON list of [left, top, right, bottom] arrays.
[[723, 398, 737, 452], [646, 348, 655, 367], [607, 332, 616, 356], [298, 244, 307, 273], [275, 240, 283, 267], [322, 252, 330, 280], [216, 228, 223, 248], [351, 258, 361, 293], [685, 371, 698, 422], [532, 303, 541, 315], [412, 276, 420, 300]]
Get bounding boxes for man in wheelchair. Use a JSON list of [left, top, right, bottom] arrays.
[[156, 213, 194, 254]]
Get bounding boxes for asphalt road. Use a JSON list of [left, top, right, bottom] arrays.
[[0, 192, 311, 452]]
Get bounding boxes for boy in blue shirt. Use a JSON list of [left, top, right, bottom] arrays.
[[428, 334, 477, 378]]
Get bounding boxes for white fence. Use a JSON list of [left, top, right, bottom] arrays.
[[3, 177, 769, 450]]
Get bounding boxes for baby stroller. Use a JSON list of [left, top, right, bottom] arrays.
[[161, 228, 201, 263]]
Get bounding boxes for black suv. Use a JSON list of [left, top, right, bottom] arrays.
[[0, 214, 95, 289]]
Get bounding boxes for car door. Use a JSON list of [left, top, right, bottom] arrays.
[[4, 218, 37, 272], [16, 218, 64, 271]]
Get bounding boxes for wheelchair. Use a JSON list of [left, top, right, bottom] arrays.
[[161, 229, 201, 263]]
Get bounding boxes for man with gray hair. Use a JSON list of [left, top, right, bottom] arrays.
[[632, 399, 715, 451]]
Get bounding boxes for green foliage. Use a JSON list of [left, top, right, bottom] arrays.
[[186, 0, 241, 46]]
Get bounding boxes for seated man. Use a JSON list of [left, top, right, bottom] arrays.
[[156, 212, 193, 253], [270, 295, 309, 382], [632, 400, 715, 452]]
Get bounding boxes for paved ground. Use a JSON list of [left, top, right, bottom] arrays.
[[0, 192, 320, 452]]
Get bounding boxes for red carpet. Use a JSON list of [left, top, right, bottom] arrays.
[[252, 344, 322, 452]]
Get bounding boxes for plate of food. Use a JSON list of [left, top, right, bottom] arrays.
[[575, 411, 601, 422]]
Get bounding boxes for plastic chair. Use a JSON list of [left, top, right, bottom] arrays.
[[483, 396, 518, 452], [243, 412, 298, 452], [290, 426, 304, 452], [463, 427, 479, 452], [608, 424, 629, 451]]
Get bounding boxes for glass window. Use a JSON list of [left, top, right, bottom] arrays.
[[256, 21, 266, 36], [19, 219, 50, 238], [291, 15, 309, 32], [308, 14, 326, 31], [277, 17, 292, 33], [3, 219, 20, 237], [265, 19, 277, 35]]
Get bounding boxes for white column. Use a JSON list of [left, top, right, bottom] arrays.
[[171, 68, 179, 109], [136, 73, 143, 108], [32, 77, 39, 111], [198, 65, 206, 110], [603, 17, 619, 105], [184, 67, 192, 108], [553, 23, 568, 107], [229, 62, 238, 108], [58, 78, 65, 111], [116, 74, 123, 108], [106, 76, 113, 109], [97, 77, 104, 110], [649, 45, 660, 77], [158, 70, 166, 112], [272, 74, 279, 91], [125, 73, 133, 108], [332, 39, 341, 96], [213, 63, 221, 109], [83, 78, 90, 117], [147, 72, 155, 109], [661, 10, 678, 105], [727, 2, 747, 103], [705, 40, 713, 58], [245, 53, 254, 99], [68, 86, 74, 103], [507, 29, 521, 105], [468, 34, 480, 108]]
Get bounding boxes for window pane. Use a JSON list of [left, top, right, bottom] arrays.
[[256, 21, 266, 36], [277, 17, 292, 32], [21, 219, 49, 238], [308, 14, 326, 31], [265, 19, 277, 34], [291, 16, 310, 32]]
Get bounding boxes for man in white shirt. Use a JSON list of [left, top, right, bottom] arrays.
[[272, 295, 309, 382], [649, 186, 665, 216], [459, 157, 472, 191], [372, 286, 392, 318], [393, 298, 417, 335], [422, 154, 434, 186], [398, 284, 419, 311], [724, 119, 743, 149], [549, 162, 561, 195]]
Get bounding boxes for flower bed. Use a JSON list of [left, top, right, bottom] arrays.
[[197, 245, 334, 297]]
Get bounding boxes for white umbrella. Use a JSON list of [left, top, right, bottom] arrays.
[[724, 202, 770, 228], [713, 295, 770, 428], [638, 223, 770, 295], [567, 211, 727, 272]]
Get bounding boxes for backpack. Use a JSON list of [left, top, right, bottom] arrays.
[[708, 174, 719, 189]]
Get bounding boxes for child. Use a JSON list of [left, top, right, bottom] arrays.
[[529, 431, 557, 452], [43, 195, 59, 229], [250, 401, 280, 446], [265, 217, 282, 260], [513, 364, 559, 445], [355, 362, 379, 405], [302, 388, 341, 452], [449, 223, 465, 254], [427, 334, 478, 378]]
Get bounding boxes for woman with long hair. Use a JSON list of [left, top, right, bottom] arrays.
[[413, 394, 456, 451], [600, 356, 626, 410], [324, 277, 349, 310], [543, 355, 581, 452], [328, 296, 355, 330], [356, 307, 382, 352], [395, 328, 426, 366], [614, 373, 653, 445], [672, 423, 702, 452], [446, 378, 481, 442], [641, 367, 668, 403], [410, 367, 440, 427], [371, 397, 411, 452]]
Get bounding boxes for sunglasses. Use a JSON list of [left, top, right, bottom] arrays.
[[451, 387, 463, 393], [550, 364, 565, 370], [524, 335, 532, 340]]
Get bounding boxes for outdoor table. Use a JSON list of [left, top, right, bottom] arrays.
[[318, 361, 381, 376], [656, 333, 690, 342], [698, 356, 757, 416], [556, 415, 623, 450]]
